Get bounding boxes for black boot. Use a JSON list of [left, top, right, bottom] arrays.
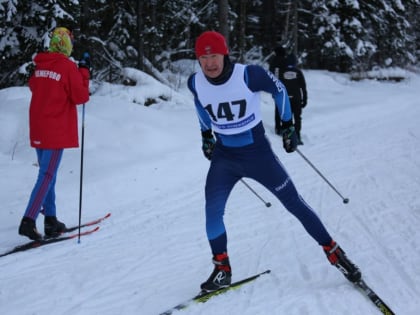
[[200, 253, 232, 292], [323, 240, 361, 282], [19, 217, 42, 240], [44, 216, 67, 237], [297, 132, 303, 145]]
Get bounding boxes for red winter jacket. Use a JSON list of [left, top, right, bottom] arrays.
[[29, 52, 90, 149]]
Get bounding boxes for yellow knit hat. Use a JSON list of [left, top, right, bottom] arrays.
[[48, 27, 74, 57]]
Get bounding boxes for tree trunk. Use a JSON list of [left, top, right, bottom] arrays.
[[293, 0, 298, 57], [218, 0, 229, 44], [137, 1, 144, 70], [238, 0, 247, 62]]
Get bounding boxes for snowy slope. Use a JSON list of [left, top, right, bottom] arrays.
[[0, 68, 419, 315]]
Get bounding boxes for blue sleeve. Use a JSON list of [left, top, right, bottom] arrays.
[[244, 65, 292, 122], [187, 73, 212, 132]]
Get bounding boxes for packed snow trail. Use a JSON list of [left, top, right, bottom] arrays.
[[0, 69, 419, 314]]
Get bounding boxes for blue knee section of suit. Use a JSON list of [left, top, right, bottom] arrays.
[[205, 190, 229, 241], [275, 182, 332, 245], [209, 232, 228, 255]]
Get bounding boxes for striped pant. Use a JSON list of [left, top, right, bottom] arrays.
[[23, 149, 63, 220]]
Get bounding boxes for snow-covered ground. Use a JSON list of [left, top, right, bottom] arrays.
[[0, 66, 419, 315]]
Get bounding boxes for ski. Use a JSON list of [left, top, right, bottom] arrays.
[[0, 213, 111, 258], [159, 269, 271, 315], [62, 212, 111, 233], [0, 226, 100, 258], [353, 279, 395, 315]]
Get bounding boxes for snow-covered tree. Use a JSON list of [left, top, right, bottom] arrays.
[[304, 0, 417, 71], [0, 0, 78, 87], [0, 0, 418, 88]]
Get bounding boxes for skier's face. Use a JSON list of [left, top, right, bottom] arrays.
[[198, 54, 224, 78]]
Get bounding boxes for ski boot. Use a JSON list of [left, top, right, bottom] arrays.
[[19, 217, 42, 240], [44, 216, 67, 238], [323, 240, 361, 282], [201, 252, 232, 292]]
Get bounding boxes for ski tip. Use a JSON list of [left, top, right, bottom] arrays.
[[105, 212, 112, 218]]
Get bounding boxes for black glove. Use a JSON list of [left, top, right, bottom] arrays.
[[301, 99, 307, 108], [201, 130, 216, 160], [78, 52, 91, 71], [280, 125, 298, 153]]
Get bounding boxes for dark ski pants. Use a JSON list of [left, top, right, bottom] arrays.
[[24, 149, 63, 220], [275, 99, 302, 136], [205, 137, 332, 255]]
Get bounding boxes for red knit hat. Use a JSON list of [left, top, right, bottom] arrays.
[[195, 31, 229, 58]]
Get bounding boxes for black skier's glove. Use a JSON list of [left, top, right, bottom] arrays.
[[201, 130, 216, 160], [280, 122, 298, 153], [301, 99, 307, 108]]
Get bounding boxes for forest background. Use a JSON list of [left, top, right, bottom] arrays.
[[0, 0, 419, 89]]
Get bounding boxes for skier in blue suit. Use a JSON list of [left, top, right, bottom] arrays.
[[187, 31, 361, 292]]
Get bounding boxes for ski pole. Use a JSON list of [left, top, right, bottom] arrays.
[[240, 179, 272, 207], [78, 104, 86, 243], [295, 148, 349, 204]]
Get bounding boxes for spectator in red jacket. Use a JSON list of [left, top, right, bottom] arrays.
[[18, 27, 91, 240]]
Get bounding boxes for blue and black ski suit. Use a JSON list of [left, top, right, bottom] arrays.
[[188, 63, 332, 255]]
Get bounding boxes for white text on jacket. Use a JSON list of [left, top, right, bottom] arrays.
[[34, 70, 61, 81]]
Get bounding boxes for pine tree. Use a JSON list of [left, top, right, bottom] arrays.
[[0, 0, 418, 88], [0, 0, 78, 87]]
